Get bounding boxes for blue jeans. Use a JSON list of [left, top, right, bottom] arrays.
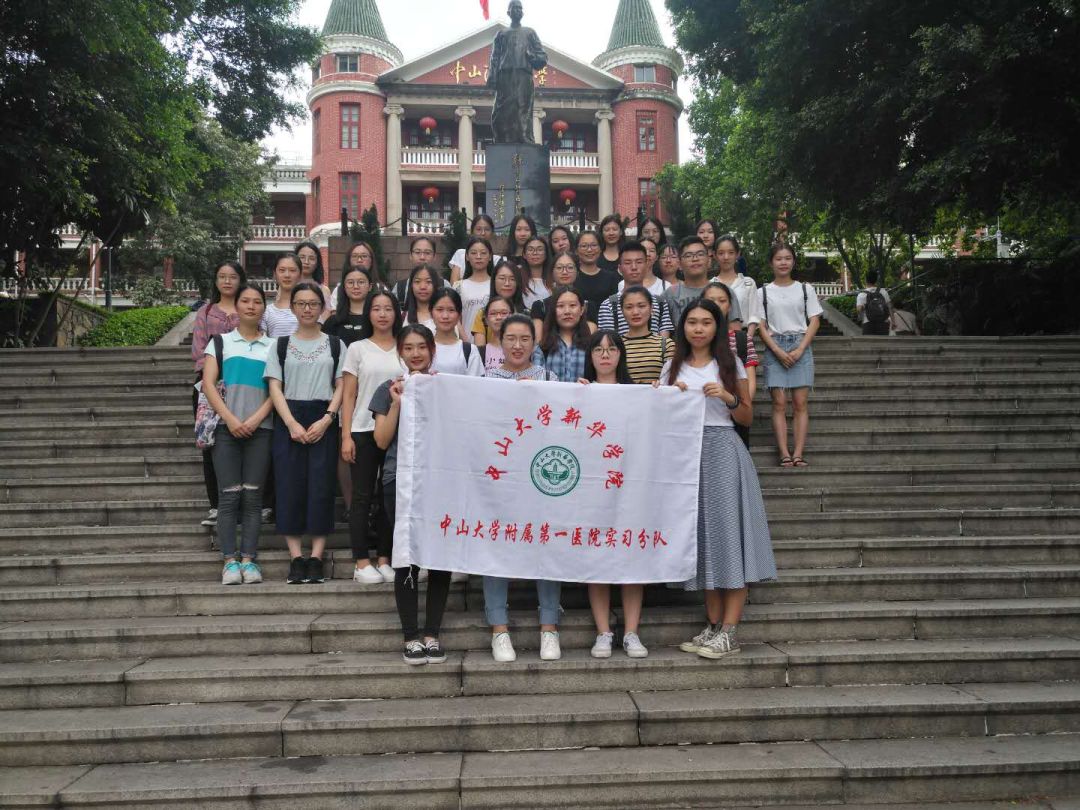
[[482, 577, 562, 627]]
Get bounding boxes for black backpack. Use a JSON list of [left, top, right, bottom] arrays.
[[276, 335, 342, 392], [864, 287, 890, 326]]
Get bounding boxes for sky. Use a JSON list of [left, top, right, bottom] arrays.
[[261, 0, 697, 164]]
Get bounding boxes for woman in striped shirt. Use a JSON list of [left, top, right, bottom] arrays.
[[619, 285, 673, 385]]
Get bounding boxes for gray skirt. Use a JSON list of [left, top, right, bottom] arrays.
[[683, 426, 777, 591], [763, 332, 814, 389]]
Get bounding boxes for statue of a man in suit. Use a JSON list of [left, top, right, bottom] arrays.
[[487, 0, 548, 143]]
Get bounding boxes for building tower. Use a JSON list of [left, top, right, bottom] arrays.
[[593, 0, 683, 223], [307, 0, 402, 241]]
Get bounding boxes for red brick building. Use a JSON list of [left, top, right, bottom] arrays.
[[250, 0, 682, 268]]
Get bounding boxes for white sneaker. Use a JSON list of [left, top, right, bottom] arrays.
[[201, 508, 218, 527], [450, 571, 469, 583], [221, 560, 242, 585], [591, 631, 614, 659], [353, 564, 383, 584], [539, 630, 561, 661], [376, 564, 395, 583], [679, 624, 716, 654], [622, 631, 649, 658], [491, 632, 516, 662]]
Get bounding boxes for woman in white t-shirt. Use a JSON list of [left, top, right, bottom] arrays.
[[448, 215, 501, 283], [755, 243, 823, 468], [429, 288, 484, 376], [521, 236, 551, 308], [340, 289, 406, 585], [657, 298, 775, 661], [710, 235, 762, 336], [452, 236, 495, 343]]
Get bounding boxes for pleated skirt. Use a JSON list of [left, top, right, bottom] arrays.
[[682, 425, 777, 591]]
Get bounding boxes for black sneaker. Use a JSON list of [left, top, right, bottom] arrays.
[[287, 557, 306, 585], [424, 638, 446, 664], [305, 556, 325, 584], [403, 640, 427, 666]]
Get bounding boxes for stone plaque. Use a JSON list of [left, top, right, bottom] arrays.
[[484, 143, 551, 232]]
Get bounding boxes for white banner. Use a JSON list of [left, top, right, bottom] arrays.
[[392, 374, 705, 583]]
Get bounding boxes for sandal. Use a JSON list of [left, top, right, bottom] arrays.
[[792, 457, 809, 467], [779, 457, 794, 468]]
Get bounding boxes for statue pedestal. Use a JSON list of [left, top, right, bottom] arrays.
[[484, 143, 551, 232]]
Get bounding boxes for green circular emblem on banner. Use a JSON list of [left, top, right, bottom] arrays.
[[530, 445, 581, 497]]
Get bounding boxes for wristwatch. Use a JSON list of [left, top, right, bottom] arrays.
[[325, 411, 338, 421]]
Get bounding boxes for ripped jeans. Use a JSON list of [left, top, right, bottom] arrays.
[[211, 426, 272, 559]]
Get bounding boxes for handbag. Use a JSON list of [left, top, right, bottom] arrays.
[[194, 335, 226, 449]]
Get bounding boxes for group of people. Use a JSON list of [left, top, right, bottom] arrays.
[[191, 215, 829, 665]]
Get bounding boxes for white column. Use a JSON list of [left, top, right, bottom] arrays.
[[384, 104, 405, 226], [533, 107, 546, 145], [456, 106, 476, 218], [596, 109, 615, 218]]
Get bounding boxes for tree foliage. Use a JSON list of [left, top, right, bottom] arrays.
[[0, 0, 320, 270], [665, 0, 1080, 259]]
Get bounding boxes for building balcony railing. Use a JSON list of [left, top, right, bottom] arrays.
[[402, 148, 600, 171], [249, 224, 308, 241]]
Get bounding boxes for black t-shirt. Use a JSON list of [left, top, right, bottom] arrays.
[[530, 296, 550, 322], [322, 311, 370, 346], [597, 254, 620, 274], [575, 268, 621, 323]]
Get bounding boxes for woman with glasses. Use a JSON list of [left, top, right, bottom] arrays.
[[294, 241, 333, 321], [322, 267, 373, 347], [264, 282, 346, 585], [329, 241, 376, 312], [521, 236, 551, 308]]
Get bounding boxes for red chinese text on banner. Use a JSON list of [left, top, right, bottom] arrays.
[[392, 374, 706, 583]]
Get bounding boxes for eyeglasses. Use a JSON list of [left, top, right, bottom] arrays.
[[525, 246, 546, 254], [293, 301, 322, 310], [411, 249, 435, 258], [681, 250, 708, 260], [591, 346, 618, 356], [503, 336, 532, 346], [344, 279, 370, 288]]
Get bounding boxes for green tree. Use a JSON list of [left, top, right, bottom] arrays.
[[665, 0, 1080, 257], [350, 205, 392, 284]]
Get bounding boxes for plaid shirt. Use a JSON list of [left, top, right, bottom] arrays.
[[192, 303, 239, 372], [542, 338, 587, 382]]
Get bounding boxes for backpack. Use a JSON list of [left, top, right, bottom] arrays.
[[733, 328, 748, 364], [864, 287, 890, 326], [194, 335, 225, 448], [277, 334, 342, 394], [762, 282, 809, 327]]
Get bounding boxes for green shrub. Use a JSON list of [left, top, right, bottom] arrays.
[[130, 277, 184, 308], [827, 294, 858, 322], [80, 305, 189, 347]]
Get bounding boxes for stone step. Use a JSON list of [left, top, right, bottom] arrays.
[[762, 483, 1080, 514], [751, 442, 1080, 467], [2, 563, 1077, 620], [0, 456, 202, 480], [774, 535, 1080, 568], [2, 598, 1078, 663], [0, 476, 205, 504], [767, 507, 1080, 539], [0, 437, 199, 461], [3, 638, 1079, 711], [756, 462, 1080, 488], [1, 682, 1077, 767], [4, 734, 1078, 808]]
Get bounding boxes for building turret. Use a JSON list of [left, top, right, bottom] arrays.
[[306, 0, 403, 240], [594, 0, 683, 223]]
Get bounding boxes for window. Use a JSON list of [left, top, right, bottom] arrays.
[[633, 64, 656, 83], [406, 188, 454, 223], [406, 123, 453, 148], [336, 53, 359, 73], [637, 111, 656, 152], [312, 109, 321, 155], [313, 177, 320, 209], [312, 60, 321, 81], [340, 173, 360, 220], [638, 179, 659, 218], [340, 104, 360, 149], [554, 125, 587, 153]]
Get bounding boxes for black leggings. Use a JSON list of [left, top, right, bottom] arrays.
[[385, 482, 452, 641], [350, 431, 393, 560]]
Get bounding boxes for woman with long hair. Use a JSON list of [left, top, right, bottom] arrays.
[[531, 250, 578, 341], [260, 254, 302, 338], [597, 214, 624, 273], [322, 267, 373, 346], [756, 243, 822, 467], [295, 241, 332, 320], [371, 324, 454, 665], [521, 236, 552, 308], [703, 281, 759, 448], [660, 299, 775, 660], [619, 285, 673, 385], [340, 289, 405, 584], [574, 229, 619, 323], [430, 287, 484, 376], [264, 282, 345, 586], [548, 224, 574, 256], [658, 243, 681, 285], [639, 216, 667, 248], [711, 235, 762, 336], [329, 241, 375, 313], [452, 236, 494, 342], [200, 284, 273, 584], [471, 259, 527, 344], [449, 215, 500, 283], [192, 260, 245, 527], [402, 264, 443, 331], [539, 286, 592, 382], [504, 213, 537, 260], [579, 330, 649, 658], [476, 296, 514, 374]]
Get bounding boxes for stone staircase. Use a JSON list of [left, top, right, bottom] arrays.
[[0, 337, 1078, 808]]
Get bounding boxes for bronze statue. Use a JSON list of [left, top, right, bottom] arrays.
[[487, 0, 548, 143]]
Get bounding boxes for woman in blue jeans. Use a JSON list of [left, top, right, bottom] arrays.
[[482, 315, 562, 663], [200, 284, 274, 585]]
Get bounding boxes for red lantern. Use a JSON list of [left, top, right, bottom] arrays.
[[419, 116, 437, 135], [552, 119, 569, 137], [560, 189, 577, 207], [421, 186, 440, 204]]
